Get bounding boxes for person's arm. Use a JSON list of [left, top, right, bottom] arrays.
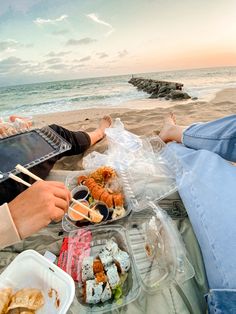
[[0, 203, 21, 249], [0, 181, 71, 249]]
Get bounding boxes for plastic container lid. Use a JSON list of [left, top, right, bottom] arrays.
[[0, 126, 71, 183], [126, 203, 195, 293], [66, 225, 141, 313], [120, 136, 177, 212], [0, 250, 75, 313]]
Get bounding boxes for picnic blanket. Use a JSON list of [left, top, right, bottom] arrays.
[[0, 170, 208, 314]]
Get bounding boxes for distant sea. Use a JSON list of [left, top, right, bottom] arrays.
[[1, 66, 236, 117]]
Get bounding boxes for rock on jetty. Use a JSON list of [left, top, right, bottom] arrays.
[[128, 77, 191, 100]]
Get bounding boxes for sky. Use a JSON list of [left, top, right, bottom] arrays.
[[0, 0, 236, 86]]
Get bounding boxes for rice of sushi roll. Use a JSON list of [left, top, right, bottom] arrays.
[[98, 251, 113, 267], [82, 256, 95, 282], [106, 264, 120, 289], [100, 240, 119, 257], [114, 250, 131, 274], [101, 282, 112, 303], [85, 279, 103, 304]]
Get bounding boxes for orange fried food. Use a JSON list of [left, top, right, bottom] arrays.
[[113, 194, 124, 207], [93, 259, 104, 273], [89, 166, 117, 186], [77, 175, 88, 185], [91, 186, 104, 200], [95, 271, 107, 283], [105, 195, 114, 209], [83, 178, 97, 190]]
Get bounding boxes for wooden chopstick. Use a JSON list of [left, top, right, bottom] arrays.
[[15, 164, 42, 181], [9, 173, 92, 222], [14, 164, 101, 221], [8, 173, 32, 187]]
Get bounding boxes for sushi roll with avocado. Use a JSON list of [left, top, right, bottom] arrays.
[[101, 282, 112, 303], [106, 264, 120, 289], [114, 250, 131, 274], [82, 257, 95, 282], [85, 279, 103, 304]]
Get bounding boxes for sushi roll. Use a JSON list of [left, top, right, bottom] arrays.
[[82, 257, 94, 282], [106, 264, 120, 289], [98, 251, 113, 267], [85, 280, 103, 304], [114, 250, 131, 274], [101, 282, 112, 303], [99, 239, 119, 262], [103, 240, 119, 257]]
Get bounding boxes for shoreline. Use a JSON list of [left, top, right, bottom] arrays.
[[35, 87, 236, 171], [36, 87, 236, 129]]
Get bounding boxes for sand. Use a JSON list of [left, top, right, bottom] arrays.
[[36, 87, 236, 170]]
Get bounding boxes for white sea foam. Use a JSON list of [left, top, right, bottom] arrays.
[[0, 66, 236, 116]]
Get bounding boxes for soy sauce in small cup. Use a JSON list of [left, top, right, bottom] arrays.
[[71, 186, 90, 201]]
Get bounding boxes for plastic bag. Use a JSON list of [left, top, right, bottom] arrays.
[[82, 118, 178, 211]]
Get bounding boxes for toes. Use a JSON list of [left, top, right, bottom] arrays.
[[102, 115, 112, 127]]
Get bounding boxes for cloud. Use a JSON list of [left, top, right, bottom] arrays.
[[0, 56, 29, 74], [34, 14, 68, 26], [44, 58, 62, 64], [96, 52, 109, 59], [45, 51, 71, 57], [118, 49, 128, 58], [79, 56, 91, 62], [52, 29, 69, 35], [66, 37, 96, 46], [0, 39, 19, 52], [86, 13, 114, 36], [48, 63, 68, 70]]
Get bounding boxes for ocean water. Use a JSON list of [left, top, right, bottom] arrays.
[[1, 66, 236, 117]]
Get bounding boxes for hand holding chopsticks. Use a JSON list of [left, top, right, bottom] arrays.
[[10, 164, 102, 223], [7, 179, 72, 239]]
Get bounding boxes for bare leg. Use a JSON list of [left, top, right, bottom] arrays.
[[159, 113, 187, 143], [87, 115, 112, 146]]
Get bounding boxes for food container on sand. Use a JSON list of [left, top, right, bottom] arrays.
[[0, 250, 75, 314], [65, 204, 194, 313], [62, 136, 178, 232]]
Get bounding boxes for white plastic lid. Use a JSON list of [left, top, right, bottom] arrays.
[[0, 250, 75, 314]]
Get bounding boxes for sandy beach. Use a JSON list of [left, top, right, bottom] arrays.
[[36, 87, 236, 171]]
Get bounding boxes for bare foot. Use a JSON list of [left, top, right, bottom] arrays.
[[88, 115, 112, 145], [98, 115, 112, 134], [159, 113, 177, 142]]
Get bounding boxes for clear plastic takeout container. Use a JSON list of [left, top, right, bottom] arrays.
[[0, 250, 75, 314], [62, 136, 178, 232], [66, 225, 141, 313], [0, 126, 71, 183], [62, 167, 137, 232], [65, 204, 194, 313], [127, 203, 195, 293]]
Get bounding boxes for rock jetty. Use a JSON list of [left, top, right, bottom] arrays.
[[128, 77, 191, 100]]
